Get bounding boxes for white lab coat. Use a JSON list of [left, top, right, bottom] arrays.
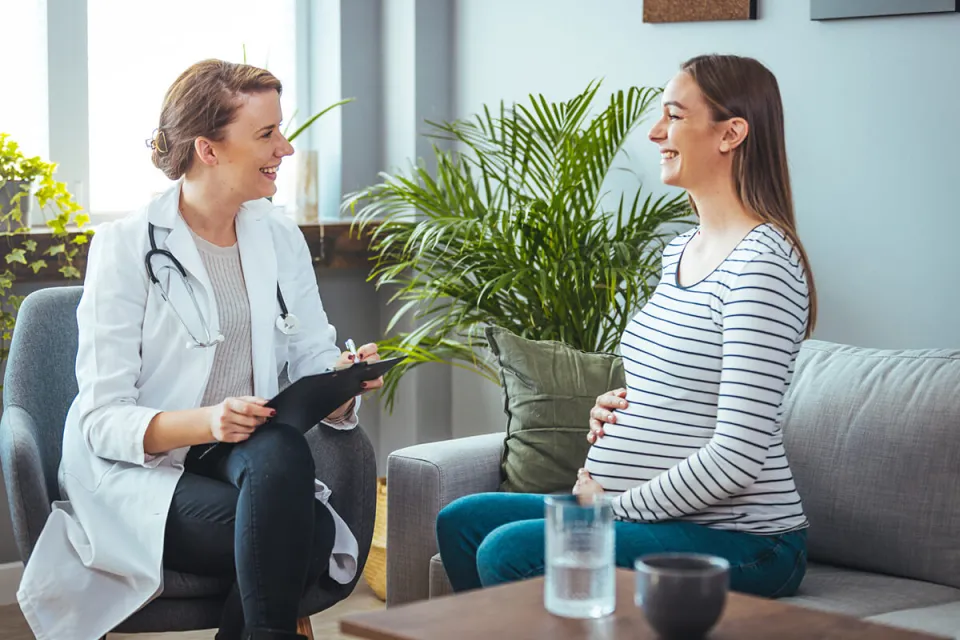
[[16, 181, 361, 640]]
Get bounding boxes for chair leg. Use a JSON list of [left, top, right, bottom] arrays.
[[297, 616, 315, 639]]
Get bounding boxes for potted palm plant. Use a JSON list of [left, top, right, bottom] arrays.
[[344, 80, 694, 411]]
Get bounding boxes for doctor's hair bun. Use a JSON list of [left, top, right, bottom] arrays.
[[150, 59, 283, 181]]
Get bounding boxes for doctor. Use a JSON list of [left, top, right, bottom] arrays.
[[16, 59, 382, 640]]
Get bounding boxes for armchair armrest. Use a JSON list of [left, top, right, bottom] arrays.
[[0, 405, 52, 564], [303, 423, 378, 597], [386, 432, 504, 606]]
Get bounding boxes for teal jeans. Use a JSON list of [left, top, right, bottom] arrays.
[[436, 493, 807, 598]]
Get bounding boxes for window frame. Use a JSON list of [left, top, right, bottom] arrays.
[[44, 0, 332, 225]]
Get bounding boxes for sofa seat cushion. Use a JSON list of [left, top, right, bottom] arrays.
[[781, 563, 960, 618], [866, 601, 960, 638], [429, 553, 454, 599]]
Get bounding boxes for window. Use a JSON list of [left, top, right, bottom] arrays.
[[0, 0, 49, 160], [86, 0, 299, 214]]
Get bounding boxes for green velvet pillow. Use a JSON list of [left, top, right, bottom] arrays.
[[485, 326, 625, 495]]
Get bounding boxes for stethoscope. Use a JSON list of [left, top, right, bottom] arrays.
[[145, 223, 301, 349]]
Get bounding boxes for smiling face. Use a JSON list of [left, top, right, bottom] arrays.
[[196, 90, 294, 202], [648, 71, 743, 193]]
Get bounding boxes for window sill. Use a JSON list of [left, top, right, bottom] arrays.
[[4, 221, 378, 283]]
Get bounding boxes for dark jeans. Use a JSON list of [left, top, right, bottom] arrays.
[[437, 493, 807, 598], [163, 423, 335, 639]]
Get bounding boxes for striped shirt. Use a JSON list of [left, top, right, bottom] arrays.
[[583, 223, 809, 535]]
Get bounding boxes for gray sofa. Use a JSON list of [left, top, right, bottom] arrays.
[[386, 339, 960, 638]]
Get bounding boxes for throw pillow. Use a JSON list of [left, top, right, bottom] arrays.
[[485, 325, 625, 494]]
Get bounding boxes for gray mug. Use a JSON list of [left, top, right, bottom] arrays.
[[634, 553, 730, 639]]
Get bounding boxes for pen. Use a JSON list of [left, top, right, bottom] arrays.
[[345, 338, 358, 361]]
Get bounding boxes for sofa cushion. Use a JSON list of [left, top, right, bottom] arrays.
[[485, 326, 625, 494], [781, 563, 960, 618], [866, 601, 960, 638], [782, 341, 960, 589], [429, 553, 453, 599]]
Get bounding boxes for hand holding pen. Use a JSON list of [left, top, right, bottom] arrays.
[[333, 338, 384, 392], [327, 338, 383, 422]]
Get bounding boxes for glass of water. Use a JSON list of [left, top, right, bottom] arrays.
[[544, 493, 616, 618]]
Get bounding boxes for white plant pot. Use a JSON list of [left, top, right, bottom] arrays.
[[295, 150, 319, 225]]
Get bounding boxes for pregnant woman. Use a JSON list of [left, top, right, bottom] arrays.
[[435, 53, 815, 599]]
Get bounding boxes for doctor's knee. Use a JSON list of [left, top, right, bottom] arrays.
[[240, 423, 315, 484]]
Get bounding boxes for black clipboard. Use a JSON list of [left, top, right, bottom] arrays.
[[195, 357, 402, 460], [266, 356, 403, 433]]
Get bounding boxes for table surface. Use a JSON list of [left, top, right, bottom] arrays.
[[340, 569, 947, 640]]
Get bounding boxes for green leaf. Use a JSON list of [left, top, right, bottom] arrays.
[[286, 98, 355, 142], [5, 249, 26, 264]]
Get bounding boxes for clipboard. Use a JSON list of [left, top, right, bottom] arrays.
[[195, 357, 402, 460], [266, 356, 403, 433]]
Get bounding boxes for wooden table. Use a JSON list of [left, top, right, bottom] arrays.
[[340, 569, 947, 640]]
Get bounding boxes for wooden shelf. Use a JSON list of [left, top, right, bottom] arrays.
[[2, 221, 377, 283]]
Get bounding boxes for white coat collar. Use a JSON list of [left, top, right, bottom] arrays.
[[145, 179, 279, 397]]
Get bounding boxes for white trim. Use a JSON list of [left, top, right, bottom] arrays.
[[313, 0, 345, 221], [0, 562, 24, 606]]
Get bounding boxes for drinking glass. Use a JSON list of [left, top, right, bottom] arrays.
[[544, 494, 616, 618]]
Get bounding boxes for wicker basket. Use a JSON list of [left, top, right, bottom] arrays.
[[363, 476, 388, 601]]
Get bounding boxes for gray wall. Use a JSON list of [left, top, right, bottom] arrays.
[[449, 0, 960, 437]]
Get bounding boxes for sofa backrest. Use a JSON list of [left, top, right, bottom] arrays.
[[782, 340, 960, 588]]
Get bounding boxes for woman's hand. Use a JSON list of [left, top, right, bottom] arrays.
[[331, 342, 384, 392], [356, 342, 384, 392], [207, 396, 275, 443], [588, 388, 628, 443], [326, 342, 384, 421], [573, 469, 605, 497]]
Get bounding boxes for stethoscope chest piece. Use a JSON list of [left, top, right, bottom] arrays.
[[276, 312, 301, 335]]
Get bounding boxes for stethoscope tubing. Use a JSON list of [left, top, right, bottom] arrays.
[[145, 223, 299, 348]]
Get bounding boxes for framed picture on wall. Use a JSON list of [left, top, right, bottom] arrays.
[[811, 0, 959, 20], [643, 0, 757, 23]]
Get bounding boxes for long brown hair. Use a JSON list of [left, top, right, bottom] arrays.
[[149, 59, 283, 180], [681, 54, 817, 338]]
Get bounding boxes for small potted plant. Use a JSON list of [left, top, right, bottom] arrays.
[[0, 132, 92, 372]]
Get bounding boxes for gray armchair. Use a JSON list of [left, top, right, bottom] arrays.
[[0, 286, 377, 635]]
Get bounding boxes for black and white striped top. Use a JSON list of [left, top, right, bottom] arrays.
[[584, 223, 809, 535]]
